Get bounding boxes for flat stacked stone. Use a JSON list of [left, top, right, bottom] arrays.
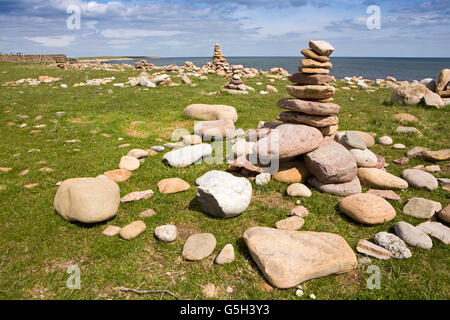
[[277, 40, 338, 137], [212, 43, 230, 71]]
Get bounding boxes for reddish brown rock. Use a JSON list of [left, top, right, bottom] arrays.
[[301, 49, 330, 62], [157, 178, 190, 194], [286, 85, 335, 100], [394, 113, 417, 122], [288, 73, 332, 85], [104, 169, 132, 182]]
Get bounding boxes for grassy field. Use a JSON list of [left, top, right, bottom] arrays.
[[0, 62, 448, 300]]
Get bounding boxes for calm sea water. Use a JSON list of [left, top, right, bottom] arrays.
[[109, 57, 450, 81]]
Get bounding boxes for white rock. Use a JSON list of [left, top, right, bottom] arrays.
[[163, 144, 212, 168], [374, 232, 412, 259], [377, 136, 393, 145], [119, 156, 140, 171], [350, 148, 378, 168], [154, 225, 177, 242], [196, 170, 252, 218], [215, 244, 235, 265], [255, 173, 271, 186]]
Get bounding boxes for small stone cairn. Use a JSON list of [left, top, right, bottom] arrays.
[[212, 43, 230, 71], [277, 40, 339, 137]]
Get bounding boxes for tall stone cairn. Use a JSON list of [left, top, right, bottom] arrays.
[[277, 40, 339, 137], [212, 43, 230, 71]]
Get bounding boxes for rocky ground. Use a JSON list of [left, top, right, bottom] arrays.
[[0, 60, 448, 300]]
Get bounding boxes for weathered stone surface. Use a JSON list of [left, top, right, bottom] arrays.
[[104, 169, 132, 182], [308, 176, 361, 197], [243, 227, 356, 289], [403, 197, 442, 219], [394, 113, 417, 122], [288, 72, 332, 85], [253, 124, 323, 160], [419, 149, 450, 161], [196, 170, 252, 218], [120, 189, 154, 202], [194, 119, 236, 140], [406, 146, 430, 157], [396, 126, 423, 136], [390, 83, 431, 105], [227, 155, 262, 174], [273, 161, 310, 184], [301, 49, 330, 62], [277, 98, 339, 115], [287, 183, 312, 197], [394, 222, 433, 249], [278, 111, 339, 127], [127, 149, 149, 159], [366, 189, 401, 201], [139, 208, 156, 218], [319, 125, 339, 137], [339, 193, 396, 225], [356, 239, 393, 260], [309, 40, 335, 56], [301, 58, 332, 69], [154, 224, 177, 242], [286, 85, 335, 100], [157, 178, 190, 194], [183, 104, 238, 122], [357, 168, 408, 189], [215, 244, 235, 265], [182, 134, 202, 145], [305, 139, 357, 184], [275, 216, 305, 230], [343, 132, 367, 150], [344, 131, 375, 148], [374, 232, 412, 259], [436, 68, 450, 94], [255, 172, 271, 186], [54, 177, 120, 223], [299, 67, 330, 74], [120, 220, 146, 240], [439, 204, 450, 224], [163, 144, 212, 168], [119, 156, 140, 171], [350, 149, 378, 168], [182, 233, 216, 260], [288, 206, 309, 217], [416, 221, 450, 245], [422, 92, 444, 108], [401, 169, 438, 191], [377, 136, 393, 146]]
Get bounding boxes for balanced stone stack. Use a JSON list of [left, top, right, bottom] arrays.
[[277, 40, 339, 137], [212, 43, 230, 71]]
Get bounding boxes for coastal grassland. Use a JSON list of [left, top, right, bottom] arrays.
[[0, 62, 448, 300]]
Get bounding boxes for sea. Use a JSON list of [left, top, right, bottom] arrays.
[[107, 57, 450, 82]]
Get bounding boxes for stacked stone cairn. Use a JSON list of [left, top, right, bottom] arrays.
[[223, 67, 255, 95], [277, 40, 338, 137], [211, 43, 231, 72]]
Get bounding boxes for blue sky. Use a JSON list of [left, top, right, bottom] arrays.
[[0, 0, 449, 57]]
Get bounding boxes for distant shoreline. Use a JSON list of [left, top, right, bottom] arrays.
[[75, 56, 160, 62]]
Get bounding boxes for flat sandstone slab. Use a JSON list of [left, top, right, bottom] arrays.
[[278, 111, 339, 127], [286, 85, 335, 100], [277, 98, 340, 115], [244, 227, 356, 288]]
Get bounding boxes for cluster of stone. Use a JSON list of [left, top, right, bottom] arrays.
[[212, 43, 230, 70], [134, 59, 157, 71], [277, 40, 339, 137], [223, 71, 255, 95]]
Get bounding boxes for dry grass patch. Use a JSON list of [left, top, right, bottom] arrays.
[[252, 191, 293, 211]]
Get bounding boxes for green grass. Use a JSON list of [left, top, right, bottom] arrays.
[[0, 62, 448, 300]]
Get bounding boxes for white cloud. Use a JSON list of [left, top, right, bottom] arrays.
[[100, 29, 186, 39], [24, 35, 76, 47]]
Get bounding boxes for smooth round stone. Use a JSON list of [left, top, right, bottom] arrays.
[[287, 183, 312, 197], [151, 146, 165, 152], [157, 178, 190, 194], [374, 232, 412, 259], [393, 144, 406, 150], [350, 149, 377, 168], [154, 224, 177, 242], [309, 176, 361, 196], [183, 104, 238, 122], [272, 161, 310, 184], [127, 149, 149, 159], [394, 113, 417, 122], [254, 124, 323, 160], [119, 220, 146, 240], [343, 132, 366, 150], [275, 216, 305, 231], [119, 156, 140, 171], [357, 168, 408, 189], [339, 131, 375, 148], [215, 244, 235, 265], [139, 208, 156, 218], [104, 169, 132, 182], [439, 204, 450, 223], [288, 206, 309, 217], [401, 169, 438, 191], [339, 193, 396, 225], [394, 222, 433, 249], [182, 233, 216, 261], [377, 136, 393, 146]]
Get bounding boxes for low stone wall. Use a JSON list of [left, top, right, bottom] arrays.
[[0, 54, 67, 63]]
